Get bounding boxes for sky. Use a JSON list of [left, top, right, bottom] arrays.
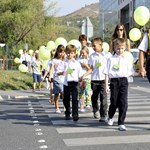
[[47, 0, 99, 16]]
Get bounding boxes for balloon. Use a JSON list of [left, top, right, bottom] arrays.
[[38, 45, 50, 60], [14, 58, 21, 64], [123, 51, 134, 64], [68, 39, 82, 54], [129, 28, 142, 41], [134, 6, 150, 26], [47, 41, 55, 51], [18, 64, 28, 72], [42, 60, 49, 70], [28, 49, 34, 55], [19, 49, 23, 55], [102, 42, 110, 52], [55, 37, 67, 48]]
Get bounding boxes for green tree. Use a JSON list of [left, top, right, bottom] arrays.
[[0, 0, 59, 55]]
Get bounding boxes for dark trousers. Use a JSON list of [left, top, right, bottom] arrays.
[[63, 82, 78, 116], [146, 69, 150, 82], [108, 77, 128, 125], [91, 80, 107, 118]]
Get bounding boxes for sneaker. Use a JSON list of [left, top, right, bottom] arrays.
[[86, 105, 91, 110], [73, 114, 79, 121], [55, 109, 61, 114], [65, 114, 70, 120], [93, 111, 99, 119], [99, 117, 108, 122], [118, 125, 127, 131], [107, 118, 113, 126], [80, 107, 85, 112]]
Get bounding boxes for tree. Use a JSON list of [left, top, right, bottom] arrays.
[[0, 0, 59, 55]]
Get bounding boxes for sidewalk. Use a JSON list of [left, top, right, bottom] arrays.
[[0, 88, 50, 100]]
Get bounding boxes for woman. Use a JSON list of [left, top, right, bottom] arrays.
[[109, 23, 131, 53]]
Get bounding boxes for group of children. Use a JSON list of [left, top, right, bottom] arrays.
[[42, 35, 134, 131]]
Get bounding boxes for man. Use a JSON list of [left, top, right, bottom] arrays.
[[138, 30, 150, 82]]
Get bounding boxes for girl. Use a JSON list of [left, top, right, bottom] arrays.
[[49, 45, 65, 113], [42, 49, 56, 104], [77, 46, 92, 112]]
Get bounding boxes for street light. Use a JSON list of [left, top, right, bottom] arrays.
[[100, 11, 112, 40]]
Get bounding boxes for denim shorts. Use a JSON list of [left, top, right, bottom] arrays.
[[33, 73, 42, 83]]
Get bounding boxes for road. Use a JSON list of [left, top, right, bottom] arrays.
[[0, 77, 150, 150]]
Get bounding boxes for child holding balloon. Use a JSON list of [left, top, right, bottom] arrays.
[[49, 45, 65, 113]]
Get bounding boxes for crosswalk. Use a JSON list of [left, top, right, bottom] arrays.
[[40, 88, 150, 148]]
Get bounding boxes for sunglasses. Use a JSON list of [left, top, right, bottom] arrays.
[[117, 29, 123, 31]]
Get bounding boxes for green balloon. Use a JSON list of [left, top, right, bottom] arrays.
[[47, 41, 55, 51], [129, 28, 141, 42], [42, 60, 49, 70], [55, 37, 67, 48], [18, 64, 28, 72], [14, 58, 21, 64], [134, 6, 150, 26], [29, 49, 33, 55], [39, 46, 50, 60]]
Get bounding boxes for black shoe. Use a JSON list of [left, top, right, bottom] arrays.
[[65, 114, 70, 120], [99, 117, 108, 122], [73, 114, 79, 121]]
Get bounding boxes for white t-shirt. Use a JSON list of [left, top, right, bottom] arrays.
[[62, 58, 83, 86], [88, 51, 111, 81], [104, 54, 134, 78], [138, 32, 148, 53]]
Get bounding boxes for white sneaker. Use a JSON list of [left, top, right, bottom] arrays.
[[86, 105, 91, 110], [118, 125, 127, 131], [55, 109, 61, 114], [107, 118, 113, 126], [80, 108, 85, 112]]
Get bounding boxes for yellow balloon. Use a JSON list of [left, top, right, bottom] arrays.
[[29, 49, 33, 55], [18, 64, 28, 72], [39, 46, 50, 60], [19, 49, 23, 55], [134, 6, 150, 26], [129, 28, 141, 41], [47, 41, 55, 51], [102, 42, 110, 52], [55, 37, 67, 48], [42, 60, 49, 70], [14, 58, 21, 64]]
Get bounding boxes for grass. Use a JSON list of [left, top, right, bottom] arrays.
[[0, 70, 34, 90]]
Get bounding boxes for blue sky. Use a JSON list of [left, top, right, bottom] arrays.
[[46, 0, 99, 16]]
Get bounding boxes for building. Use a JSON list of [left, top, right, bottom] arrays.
[[99, 0, 150, 38]]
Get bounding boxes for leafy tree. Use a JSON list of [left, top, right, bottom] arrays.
[[0, 0, 59, 56]]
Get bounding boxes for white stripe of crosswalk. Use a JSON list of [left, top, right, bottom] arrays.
[[42, 92, 150, 147]]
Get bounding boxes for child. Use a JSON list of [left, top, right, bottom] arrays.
[[82, 37, 110, 122], [42, 49, 56, 104], [49, 45, 65, 113], [77, 46, 92, 112], [31, 53, 42, 91], [61, 44, 83, 121], [104, 38, 134, 131]]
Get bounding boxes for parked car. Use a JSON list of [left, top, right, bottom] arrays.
[[131, 49, 139, 72]]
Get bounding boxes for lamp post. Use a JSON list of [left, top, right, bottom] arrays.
[[100, 11, 112, 40]]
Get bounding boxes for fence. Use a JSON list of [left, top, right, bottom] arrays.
[[0, 59, 18, 70]]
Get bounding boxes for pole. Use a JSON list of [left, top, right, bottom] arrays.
[[5, 44, 8, 70], [102, 13, 105, 40]]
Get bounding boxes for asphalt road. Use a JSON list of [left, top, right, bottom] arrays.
[[0, 77, 150, 150]]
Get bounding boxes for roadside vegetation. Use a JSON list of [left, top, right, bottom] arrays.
[[0, 70, 34, 90]]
